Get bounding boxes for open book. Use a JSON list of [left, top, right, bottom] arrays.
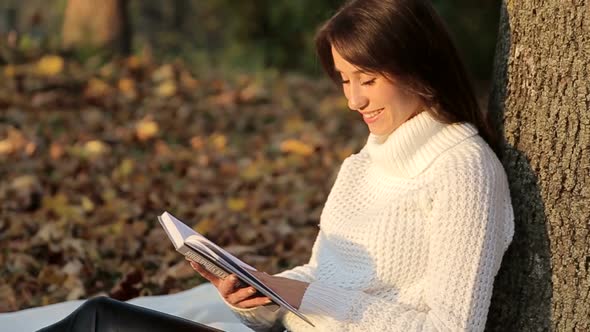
[[158, 211, 314, 327]]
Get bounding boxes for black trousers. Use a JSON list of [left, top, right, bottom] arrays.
[[37, 296, 223, 332]]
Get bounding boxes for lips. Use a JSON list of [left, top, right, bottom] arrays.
[[361, 108, 384, 124], [361, 108, 384, 117]]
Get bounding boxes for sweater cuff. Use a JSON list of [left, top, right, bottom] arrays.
[[222, 297, 285, 331], [299, 280, 352, 321]]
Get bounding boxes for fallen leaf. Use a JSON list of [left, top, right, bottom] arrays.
[[280, 139, 314, 156], [0, 285, 17, 312], [136, 119, 159, 141], [84, 78, 111, 99], [84, 140, 109, 157], [189, 136, 205, 150], [125, 55, 142, 70], [64, 274, 86, 300], [49, 142, 65, 160], [152, 64, 174, 82], [80, 196, 95, 212], [0, 139, 13, 155], [36, 55, 64, 76], [38, 265, 67, 285], [118, 78, 138, 100], [3, 65, 16, 78], [210, 133, 227, 151], [155, 80, 177, 97], [194, 218, 215, 235], [227, 198, 246, 212]]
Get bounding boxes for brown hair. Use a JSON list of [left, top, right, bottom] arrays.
[[315, 0, 499, 155]]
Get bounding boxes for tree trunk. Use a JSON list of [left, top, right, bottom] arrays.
[[486, 1, 589, 331], [62, 0, 131, 54]]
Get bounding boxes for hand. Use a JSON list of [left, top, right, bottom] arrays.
[[188, 260, 309, 309], [189, 260, 270, 309], [249, 271, 309, 309]]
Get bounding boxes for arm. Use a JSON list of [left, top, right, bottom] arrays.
[[289, 158, 514, 331]]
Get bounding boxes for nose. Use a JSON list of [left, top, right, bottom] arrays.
[[347, 86, 369, 111]]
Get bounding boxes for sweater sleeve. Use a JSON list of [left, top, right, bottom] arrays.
[[288, 157, 514, 331]]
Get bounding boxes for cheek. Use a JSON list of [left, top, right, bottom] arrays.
[[342, 86, 350, 100]]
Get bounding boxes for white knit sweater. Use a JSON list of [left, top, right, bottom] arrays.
[[231, 111, 514, 332]]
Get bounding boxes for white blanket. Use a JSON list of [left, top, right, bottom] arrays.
[[0, 283, 253, 332]]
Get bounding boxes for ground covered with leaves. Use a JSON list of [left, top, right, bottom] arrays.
[[0, 55, 369, 312]]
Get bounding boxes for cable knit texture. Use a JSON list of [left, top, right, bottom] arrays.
[[231, 111, 514, 331]]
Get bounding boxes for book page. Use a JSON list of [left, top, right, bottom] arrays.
[[186, 235, 256, 271], [159, 212, 196, 249]]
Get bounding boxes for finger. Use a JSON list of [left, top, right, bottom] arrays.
[[225, 287, 257, 305], [218, 274, 240, 297], [190, 262, 221, 287], [236, 297, 272, 309]]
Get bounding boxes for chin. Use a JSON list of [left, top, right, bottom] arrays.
[[369, 126, 395, 136]]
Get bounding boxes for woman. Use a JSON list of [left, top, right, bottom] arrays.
[[39, 0, 514, 331]]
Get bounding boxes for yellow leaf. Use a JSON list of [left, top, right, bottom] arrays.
[[85, 78, 110, 98], [118, 78, 137, 99], [101, 188, 117, 202], [155, 80, 177, 97], [210, 133, 227, 151], [84, 140, 109, 156], [3, 65, 16, 78], [0, 139, 13, 155], [110, 220, 125, 235], [11, 175, 39, 192], [99, 62, 115, 79], [42, 193, 72, 218], [126, 55, 142, 70], [36, 55, 64, 76], [115, 158, 135, 177], [136, 119, 159, 141], [240, 162, 262, 181], [81, 196, 94, 212], [152, 64, 174, 82], [227, 198, 246, 212], [280, 139, 314, 156], [194, 218, 215, 235]]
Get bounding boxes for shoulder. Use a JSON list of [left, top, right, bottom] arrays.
[[428, 135, 515, 249], [429, 134, 509, 192], [434, 135, 503, 176]]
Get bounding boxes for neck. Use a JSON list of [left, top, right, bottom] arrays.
[[364, 111, 478, 178]]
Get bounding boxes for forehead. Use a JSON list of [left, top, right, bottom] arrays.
[[331, 46, 365, 74]]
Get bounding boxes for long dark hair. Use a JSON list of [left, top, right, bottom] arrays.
[[315, 0, 499, 155]]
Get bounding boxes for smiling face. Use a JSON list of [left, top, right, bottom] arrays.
[[332, 46, 424, 136]]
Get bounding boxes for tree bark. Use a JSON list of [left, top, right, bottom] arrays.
[[487, 1, 589, 331], [62, 0, 131, 54]]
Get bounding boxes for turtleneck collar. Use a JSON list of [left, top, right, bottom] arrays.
[[365, 111, 478, 178]]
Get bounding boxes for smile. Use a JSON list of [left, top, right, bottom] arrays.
[[363, 108, 384, 119]]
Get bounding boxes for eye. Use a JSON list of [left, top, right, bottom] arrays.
[[340, 79, 350, 85], [362, 78, 376, 86]]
